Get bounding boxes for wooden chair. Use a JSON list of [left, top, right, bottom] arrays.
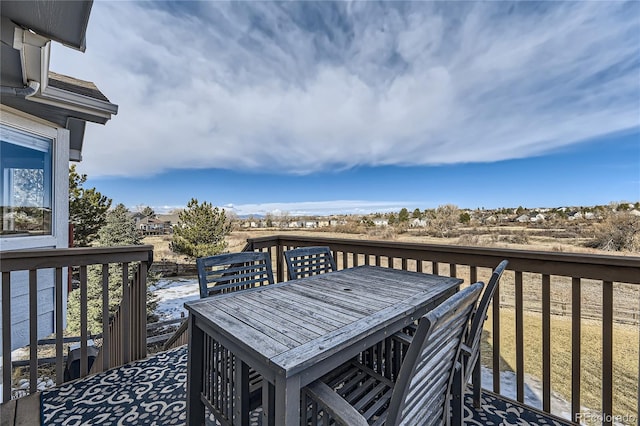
[[284, 246, 337, 280], [194, 251, 274, 422], [457, 260, 508, 413], [196, 251, 274, 298], [302, 282, 484, 426], [393, 260, 509, 423]]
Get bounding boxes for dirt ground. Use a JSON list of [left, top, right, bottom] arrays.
[[144, 225, 624, 263]]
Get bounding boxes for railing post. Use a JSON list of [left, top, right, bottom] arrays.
[[571, 277, 581, 421], [79, 265, 88, 377], [139, 262, 148, 359], [542, 274, 551, 412], [122, 263, 130, 364], [276, 242, 284, 283], [492, 277, 501, 394], [55, 268, 64, 385], [102, 264, 110, 371], [29, 270, 38, 394], [602, 281, 613, 426], [515, 271, 524, 403]]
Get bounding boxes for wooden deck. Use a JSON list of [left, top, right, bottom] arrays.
[[3, 345, 575, 425], [1, 392, 40, 426]]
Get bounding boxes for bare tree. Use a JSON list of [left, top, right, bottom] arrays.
[[277, 211, 291, 229], [429, 204, 460, 237]]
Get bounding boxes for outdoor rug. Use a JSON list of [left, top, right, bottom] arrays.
[[41, 345, 573, 425], [41, 347, 191, 426]]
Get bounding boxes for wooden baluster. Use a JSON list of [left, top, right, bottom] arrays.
[[102, 264, 110, 371], [2, 272, 11, 402], [29, 270, 38, 393], [571, 277, 581, 421], [122, 262, 130, 364], [77, 265, 88, 377], [542, 274, 551, 412], [55, 267, 64, 385], [602, 280, 613, 426], [493, 270, 501, 394], [515, 271, 524, 402]]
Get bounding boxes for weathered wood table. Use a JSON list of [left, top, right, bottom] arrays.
[[185, 265, 462, 426]]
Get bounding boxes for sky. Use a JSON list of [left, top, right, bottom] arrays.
[[50, 1, 640, 216]]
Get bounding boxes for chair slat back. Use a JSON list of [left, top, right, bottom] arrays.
[[387, 282, 484, 426], [464, 260, 508, 382], [196, 252, 274, 298], [284, 246, 337, 280]]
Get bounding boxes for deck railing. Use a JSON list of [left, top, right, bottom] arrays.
[[244, 235, 640, 426], [1, 245, 153, 402]]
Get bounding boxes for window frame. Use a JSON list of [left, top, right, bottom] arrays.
[[0, 107, 69, 251]]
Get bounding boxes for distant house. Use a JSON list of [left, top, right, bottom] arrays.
[[484, 215, 498, 224], [373, 219, 388, 227], [568, 212, 583, 221], [531, 213, 546, 223], [1, 1, 117, 354], [515, 215, 530, 223], [130, 212, 146, 223], [138, 217, 172, 235], [502, 214, 515, 222], [156, 213, 180, 226]]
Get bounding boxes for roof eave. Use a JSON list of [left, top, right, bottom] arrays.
[[2, 0, 93, 52], [31, 85, 118, 122], [12, 27, 117, 123]]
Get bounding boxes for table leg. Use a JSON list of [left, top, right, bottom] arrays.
[[262, 381, 275, 425], [275, 374, 301, 425], [234, 359, 249, 426], [186, 316, 205, 425]]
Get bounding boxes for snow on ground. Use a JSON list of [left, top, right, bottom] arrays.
[[480, 366, 575, 422], [479, 366, 633, 425], [150, 277, 200, 321]]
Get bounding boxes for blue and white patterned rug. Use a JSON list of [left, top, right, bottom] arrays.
[[41, 346, 572, 425], [41, 347, 190, 426]]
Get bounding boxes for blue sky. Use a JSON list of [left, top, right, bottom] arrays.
[[50, 1, 639, 216]]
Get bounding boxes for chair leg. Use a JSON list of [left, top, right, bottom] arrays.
[[451, 365, 463, 426], [472, 358, 482, 408]]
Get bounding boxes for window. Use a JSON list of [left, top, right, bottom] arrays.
[[0, 125, 53, 236]]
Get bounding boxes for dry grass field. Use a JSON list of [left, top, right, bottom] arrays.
[[483, 309, 639, 424], [143, 225, 639, 424]]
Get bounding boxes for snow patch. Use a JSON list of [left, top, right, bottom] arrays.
[[150, 278, 200, 321]]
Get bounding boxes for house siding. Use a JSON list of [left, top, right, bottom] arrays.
[[0, 107, 69, 355]]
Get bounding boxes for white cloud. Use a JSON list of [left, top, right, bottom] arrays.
[[51, 1, 640, 178], [151, 200, 411, 217], [225, 200, 412, 216]]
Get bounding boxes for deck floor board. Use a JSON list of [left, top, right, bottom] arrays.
[[12, 346, 574, 425]]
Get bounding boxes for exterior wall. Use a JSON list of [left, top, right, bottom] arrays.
[[0, 106, 69, 353]]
